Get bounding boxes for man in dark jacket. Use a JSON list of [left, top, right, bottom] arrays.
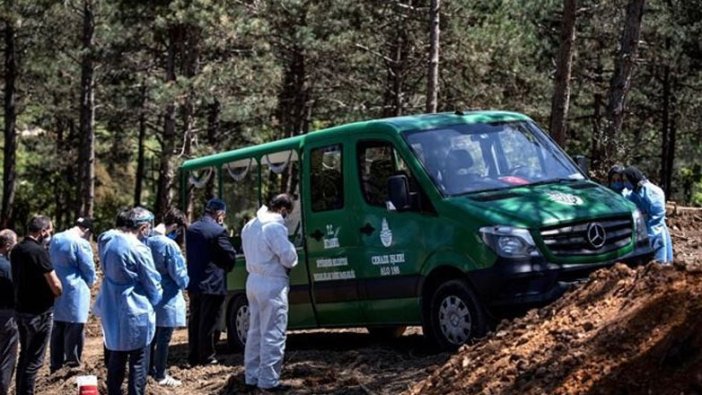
[[0, 229, 17, 395], [185, 198, 237, 365]]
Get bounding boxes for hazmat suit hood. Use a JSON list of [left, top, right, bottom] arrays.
[[256, 205, 284, 226]]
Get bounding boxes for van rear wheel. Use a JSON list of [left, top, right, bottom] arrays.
[[226, 294, 249, 351], [423, 279, 486, 350]]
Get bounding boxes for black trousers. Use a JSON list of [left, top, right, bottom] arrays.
[[0, 311, 18, 395], [187, 292, 224, 365], [106, 346, 149, 395], [49, 321, 84, 372], [15, 311, 52, 395]]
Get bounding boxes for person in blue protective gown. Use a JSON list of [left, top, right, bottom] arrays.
[[242, 194, 298, 392], [623, 166, 674, 264], [146, 208, 189, 387], [93, 207, 162, 395], [48, 217, 96, 373]]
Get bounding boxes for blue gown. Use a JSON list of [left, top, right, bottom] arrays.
[[147, 235, 189, 328], [93, 232, 162, 351], [49, 230, 96, 323], [627, 181, 674, 263]]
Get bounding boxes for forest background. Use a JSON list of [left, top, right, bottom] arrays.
[[1, 0, 701, 232]]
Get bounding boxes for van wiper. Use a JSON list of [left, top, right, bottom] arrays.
[[527, 178, 579, 187]]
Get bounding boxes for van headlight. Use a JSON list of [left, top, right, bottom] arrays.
[[480, 226, 541, 258], [632, 209, 648, 243]]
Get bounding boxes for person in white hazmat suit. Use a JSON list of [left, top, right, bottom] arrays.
[[241, 194, 298, 392]]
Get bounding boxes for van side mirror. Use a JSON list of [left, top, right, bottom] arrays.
[[574, 155, 590, 175], [388, 174, 411, 211]]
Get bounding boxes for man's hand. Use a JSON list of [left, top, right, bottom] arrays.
[[44, 270, 63, 297]]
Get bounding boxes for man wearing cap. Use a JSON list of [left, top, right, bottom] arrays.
[[48, 217, 96, 373], [185, 198, 237, 365]]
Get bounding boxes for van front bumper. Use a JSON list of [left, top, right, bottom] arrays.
[[467, 244, 654, 309]]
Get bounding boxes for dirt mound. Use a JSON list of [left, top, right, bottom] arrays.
[[30, 210, 702, 395], [408, 262, 702, 395], [668, 212, 702, 270]]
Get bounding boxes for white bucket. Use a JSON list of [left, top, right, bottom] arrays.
[[76, 375, 98, 395]]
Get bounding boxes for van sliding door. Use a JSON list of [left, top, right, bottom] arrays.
[[302, 140, 364, 326]]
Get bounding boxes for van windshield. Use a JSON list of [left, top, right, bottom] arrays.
[[403, 121, 585, 195]]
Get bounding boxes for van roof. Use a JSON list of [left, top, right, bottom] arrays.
[[181, 110, 531, 170]]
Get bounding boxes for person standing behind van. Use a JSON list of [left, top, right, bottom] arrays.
[[0, 229, 17, 395], [241, 194, 298, 391], [11, 216, 62, 395], [185, 198, 237, 366], [93, 207, 162, 395], [622, 166, 674, 264], [147, 208, 189, 387], [48, 217, 96, 373]]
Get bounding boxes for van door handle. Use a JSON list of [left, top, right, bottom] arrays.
[[360, 223, 375, 235], [310, 229, 324, 241]]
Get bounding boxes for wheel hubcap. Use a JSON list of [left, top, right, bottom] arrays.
[[236, 305, 249, 344], [438, 295, 472, 345]]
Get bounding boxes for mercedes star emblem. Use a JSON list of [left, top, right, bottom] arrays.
[[586, 222, 607, 249]]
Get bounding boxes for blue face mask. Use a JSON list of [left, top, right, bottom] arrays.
[[167, 230, 178, 240], [610, 181, 624, 192]]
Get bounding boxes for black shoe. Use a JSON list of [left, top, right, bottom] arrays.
[[262, 384, 291, 393]]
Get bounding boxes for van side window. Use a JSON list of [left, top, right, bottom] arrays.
[[261, 150, 303, 246], [222, 158, 259, 252], [358, 141, 410, 207], [187, 166, 217, 220], [310, 145, 344, 212]]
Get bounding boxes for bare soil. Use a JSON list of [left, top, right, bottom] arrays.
[[32, 210, 702, 394]]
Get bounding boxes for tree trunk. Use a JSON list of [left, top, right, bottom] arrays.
[[666, 96, 676, 199], [601, 0, 646, 169], [77, 0, 96, 218], [383, 21, 408, 118], [134, 84, 147, 207], [659, 62, 670, 194], [425, 0, 440, 113], [589, 41, 605, 171], [1, 1, 18, 229], [155, 26, 179, 220], [549, 0, 577, 148], [277, 42, 308, 140]]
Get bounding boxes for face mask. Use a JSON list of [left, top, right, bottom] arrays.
[[40, 234, 52, 247], [610, 181, 624, 192], [167, 230, 178, 240]]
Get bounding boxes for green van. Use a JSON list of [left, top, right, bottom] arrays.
[[179, 111, 653, 350]]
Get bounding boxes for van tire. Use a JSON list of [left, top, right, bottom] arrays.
[[366, 326, 407, 340], [226, 294, 249, 351], [423, 279, 486, 350]]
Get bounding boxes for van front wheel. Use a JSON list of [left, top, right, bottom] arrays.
[[226, 294, 249, 351], [424, 279, 486, 350]]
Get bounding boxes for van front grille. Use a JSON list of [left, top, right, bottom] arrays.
[[540, 216, 633, 257]]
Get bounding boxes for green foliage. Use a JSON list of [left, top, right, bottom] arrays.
[[2, 0, 702, 231]]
